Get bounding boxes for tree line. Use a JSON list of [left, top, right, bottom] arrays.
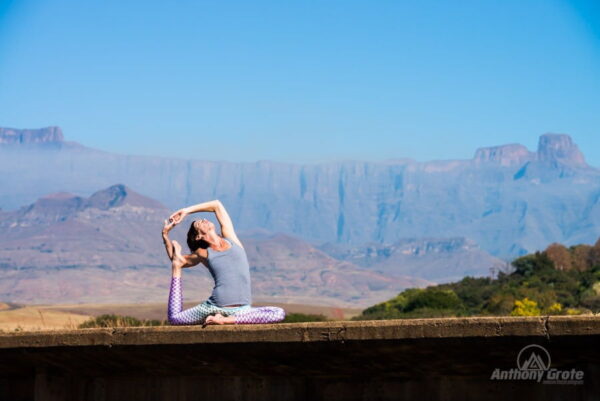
[[355, 239, 600, 320]]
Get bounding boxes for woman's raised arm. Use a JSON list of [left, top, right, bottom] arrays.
[[169, 200, 242, 248], [168, 200, 221, 224]]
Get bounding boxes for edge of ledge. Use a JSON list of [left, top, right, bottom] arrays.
[[1, 315, 598, 349]]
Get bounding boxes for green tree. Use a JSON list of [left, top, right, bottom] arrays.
[[404, 289, 463, 312], [355, 238, 600, 321]]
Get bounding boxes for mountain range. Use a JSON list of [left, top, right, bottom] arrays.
[[1, 184, 459, 307], [1, 127, 599, 259]]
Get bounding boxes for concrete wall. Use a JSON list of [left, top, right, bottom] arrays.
[[1, 316, 599, 401]]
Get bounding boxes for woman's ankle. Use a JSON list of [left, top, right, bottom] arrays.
[[171, 266, 182, 278]]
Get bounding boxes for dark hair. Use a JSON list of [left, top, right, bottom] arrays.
[[187, 221, 209, 252]]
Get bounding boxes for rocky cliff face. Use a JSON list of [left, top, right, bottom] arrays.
[[536, 133, 587, 167], [473, 133, 588, 168], [473, 144, 534, 166], [0, 126, 64, 144], [0, 127, 598, 258]]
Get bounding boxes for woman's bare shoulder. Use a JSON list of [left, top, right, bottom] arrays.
[[195, 248, 209, 259], [224, 235, 244, 250]]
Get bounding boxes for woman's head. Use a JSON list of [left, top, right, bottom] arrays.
[[186, 219, 214, 251]]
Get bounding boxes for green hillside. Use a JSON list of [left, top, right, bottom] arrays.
[[355, 240, 600, 320]]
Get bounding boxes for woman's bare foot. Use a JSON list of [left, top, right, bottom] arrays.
[[170, 240, 185, 278], [205, 313, 226, 325], [171, 240, 186, 266], [204, 313, 236, 325], [172, 240, 183, 259]]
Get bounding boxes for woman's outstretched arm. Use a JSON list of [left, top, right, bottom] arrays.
[[169, 200, 221, 222], [169, 200, 242, 248]]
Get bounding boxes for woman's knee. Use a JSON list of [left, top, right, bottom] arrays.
[[168, 316, 183, 325], [168, 312, 197, 325], [272, 307, 286, 322]]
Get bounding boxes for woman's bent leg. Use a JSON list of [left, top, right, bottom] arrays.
[[233, 306, 286, 324], [168, 277, 220, 325]]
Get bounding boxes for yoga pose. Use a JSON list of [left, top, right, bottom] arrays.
[[162, 199, 286, 326]]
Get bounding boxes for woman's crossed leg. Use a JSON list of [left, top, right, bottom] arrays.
[[167, 276, 285, 325]]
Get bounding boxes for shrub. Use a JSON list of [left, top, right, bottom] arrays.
[[282, 313, 328, 323], [546, 302, 563, 315], [580, 295, 600, 312], [78, 314, 166, 328], [510, 298, 541, 316], [485, 294, 516, 315]]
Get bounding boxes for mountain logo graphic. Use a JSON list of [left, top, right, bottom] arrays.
[[517, 344, 551, 371]]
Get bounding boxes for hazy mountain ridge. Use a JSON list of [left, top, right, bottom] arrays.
[[0, 185, 444, 306], [1, 126, 599, 257], [319, 237, 505, 282], [0, 185, 169, 269]]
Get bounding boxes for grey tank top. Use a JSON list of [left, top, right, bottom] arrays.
[[206, 238, 252, 307]]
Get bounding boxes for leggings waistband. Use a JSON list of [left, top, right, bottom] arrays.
[[205, 299, 251, 311]]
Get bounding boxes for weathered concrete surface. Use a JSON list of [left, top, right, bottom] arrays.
[[0, 316, 599, 401], [2, 315, 597, 348]]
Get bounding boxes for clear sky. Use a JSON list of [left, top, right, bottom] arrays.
[[1, 0, 599, 165]]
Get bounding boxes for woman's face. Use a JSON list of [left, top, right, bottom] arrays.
[[194, 218, 214, 238]]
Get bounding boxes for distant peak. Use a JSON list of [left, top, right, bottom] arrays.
[[86, 184, 166, 210], [537, 133, 587, 167], [473, 143, 534, 166], [16, 185, 166, 222], [0, 126, 64, 144], [86, 184, 133, 210], [41, 192, 78, 200]]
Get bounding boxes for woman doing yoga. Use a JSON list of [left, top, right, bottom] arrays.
[[162, 199, 286, 326]]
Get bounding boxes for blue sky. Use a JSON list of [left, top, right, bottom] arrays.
[[1, 0, 599, 165]]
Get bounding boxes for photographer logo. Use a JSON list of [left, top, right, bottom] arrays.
[[490, 344, 583, 385]]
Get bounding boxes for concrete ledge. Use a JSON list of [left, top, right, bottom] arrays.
[[1, 315, 598, 349], [1, 316, 599, 401]]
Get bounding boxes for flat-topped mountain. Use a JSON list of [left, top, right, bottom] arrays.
[[0, 126, 64, 144], [537, 133, 587, 167], [473, 133, 587, 168], [473, 143, 532, 167], [1, 127, 599, 258], [0, 126, 84, 150]]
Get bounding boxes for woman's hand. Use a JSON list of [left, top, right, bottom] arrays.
[[168, 208, 189, 225], [163, 219, 176, 235]]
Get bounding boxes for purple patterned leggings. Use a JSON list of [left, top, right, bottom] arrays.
[[168, 277, 286, 325]]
